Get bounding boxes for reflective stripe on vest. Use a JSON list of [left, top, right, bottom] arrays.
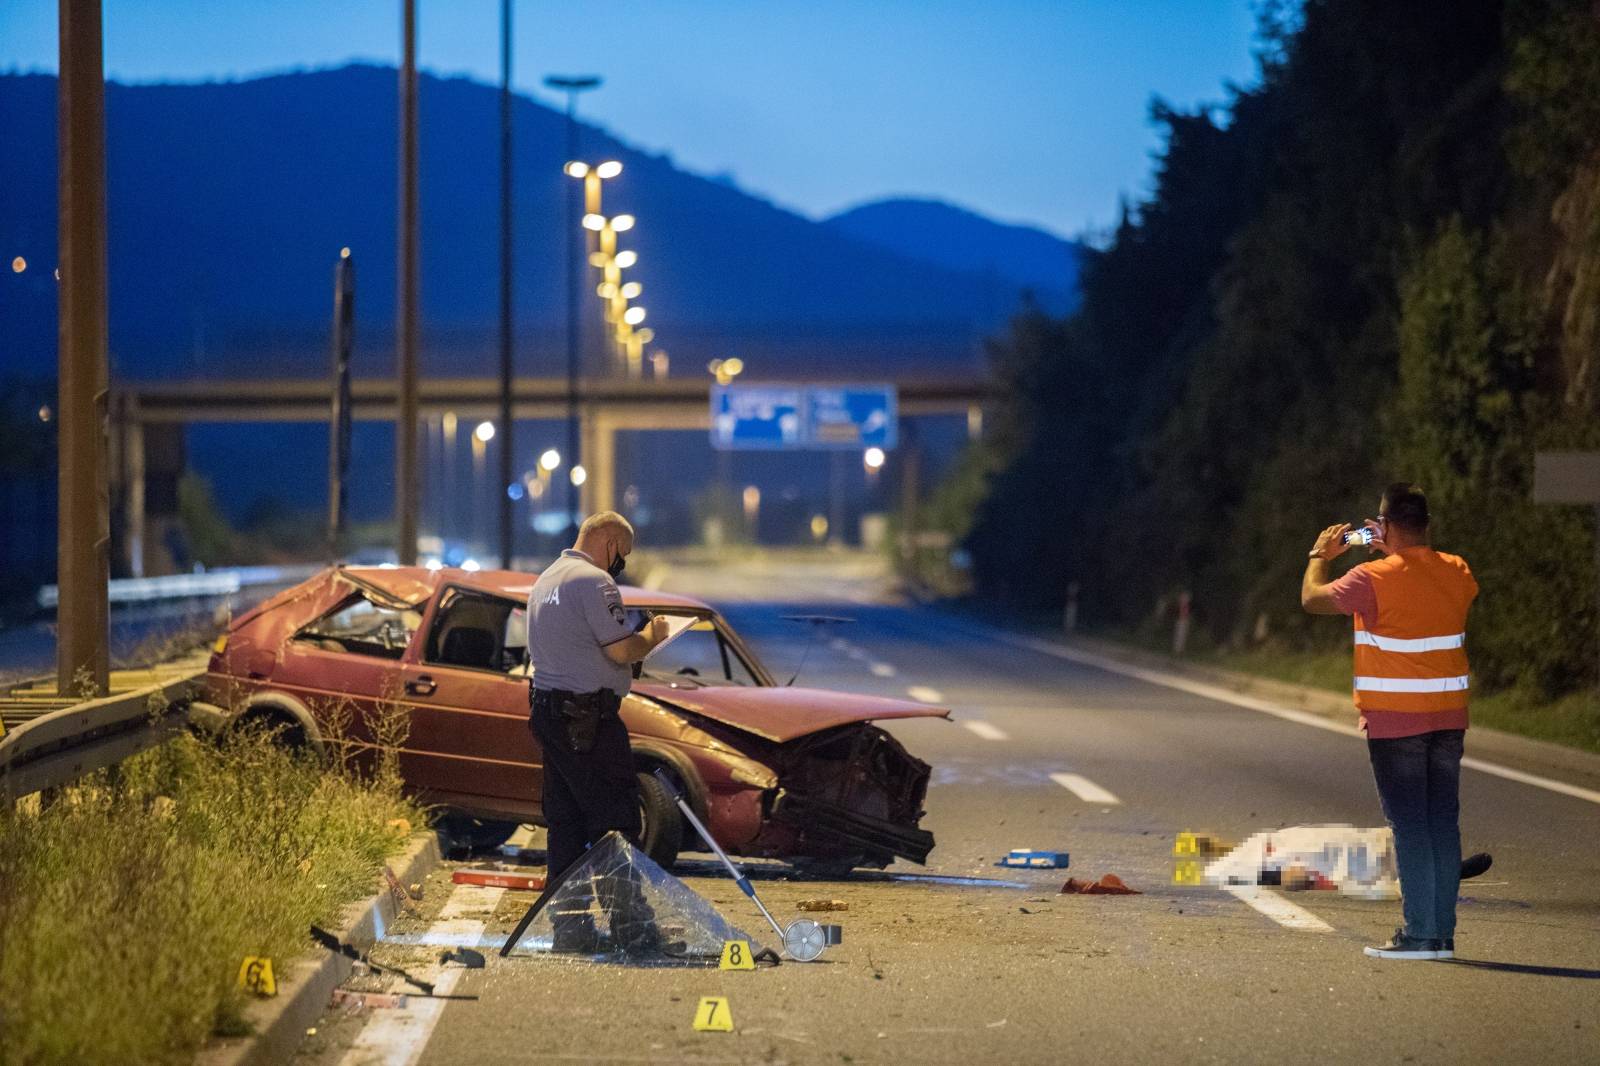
[[1353, 674, 1470, 694], [1353, 631, 1465, 653]]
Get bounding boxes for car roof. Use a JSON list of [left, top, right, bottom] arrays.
[[340, 564, 714, 613]]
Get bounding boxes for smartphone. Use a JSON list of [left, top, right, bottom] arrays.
[[1343, 527, 1374, 546]]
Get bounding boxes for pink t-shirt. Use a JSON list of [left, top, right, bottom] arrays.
[[1324, 563, 1469, 739]]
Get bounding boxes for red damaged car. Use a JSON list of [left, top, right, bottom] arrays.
[[201, 565, 946, 871]]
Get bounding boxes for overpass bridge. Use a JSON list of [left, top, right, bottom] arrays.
[[111, 374, 989, 572]]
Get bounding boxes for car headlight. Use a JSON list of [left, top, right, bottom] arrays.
[[730, 764, 777, 789]]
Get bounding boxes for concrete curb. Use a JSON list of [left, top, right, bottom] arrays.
[[195, 831, 443, 1066]]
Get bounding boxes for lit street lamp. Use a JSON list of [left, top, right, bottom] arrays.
[[545, 73, 603, 538]]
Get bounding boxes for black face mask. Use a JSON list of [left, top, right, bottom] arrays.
[[606, 545, 627, 580]]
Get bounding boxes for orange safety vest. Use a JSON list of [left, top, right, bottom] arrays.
[[1352, 547, 1478, 714]]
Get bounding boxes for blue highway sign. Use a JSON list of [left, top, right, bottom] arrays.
[[710, 384, 897, 451]]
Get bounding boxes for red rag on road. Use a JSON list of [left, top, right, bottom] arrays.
[[1059, 874, 1141, 895]]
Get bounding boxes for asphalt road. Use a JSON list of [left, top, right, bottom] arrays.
[[299, 552, 1600, 1065]]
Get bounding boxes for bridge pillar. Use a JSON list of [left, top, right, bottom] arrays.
[[580, 407, 617, 516]]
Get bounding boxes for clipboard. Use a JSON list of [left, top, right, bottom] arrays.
[[641, 613, 704, 660]]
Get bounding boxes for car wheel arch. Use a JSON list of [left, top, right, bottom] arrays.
[[235, 692, 325, 752], [628, 741, 709, 826]]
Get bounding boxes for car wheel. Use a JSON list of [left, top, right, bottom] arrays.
[[636, 771, 684, 868], [438, 814, 522, 857]]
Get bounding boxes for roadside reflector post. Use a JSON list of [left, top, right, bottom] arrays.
[[56, 0, 111, 698], [1172, 590, 1192, 656]]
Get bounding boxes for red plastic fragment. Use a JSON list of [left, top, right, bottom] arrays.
[[1059, 873, 1141, 895]]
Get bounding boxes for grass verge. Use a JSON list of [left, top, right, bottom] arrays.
[[0, 726, 422, 1066]]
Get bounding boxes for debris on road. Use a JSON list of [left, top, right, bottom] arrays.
[[331, 988, 408, 1010], [500, 832, 760, 963], [1060, 874, 1141, 895], [997, 848, 1070, 869], [796, 898, 849, 911], [452, 865, 547, 891], [384, 864, 422, 914], [439, 947, 486, 969], [1203, 825, 1397, 899]]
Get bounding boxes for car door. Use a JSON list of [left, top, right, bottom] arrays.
[[398, 586, 542, 815], [273, 589, 424, 771]]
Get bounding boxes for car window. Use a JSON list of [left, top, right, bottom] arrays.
[[425, 587, 524, 674], [629, 610, 758, 686], [295, 593, 422, 660]]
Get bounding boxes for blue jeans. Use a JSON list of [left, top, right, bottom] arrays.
[[1367, 729, 1464, 940]]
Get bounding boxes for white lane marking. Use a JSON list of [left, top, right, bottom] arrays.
[[906, 685, 945, 704], [870, 662, 898, 678], [962, 720, 1009, 741], [340, 881, 504, 1066], [991, 630, 1600, 807], [1049, 772, 1120, 804], [1223, 886, 1334, 933]]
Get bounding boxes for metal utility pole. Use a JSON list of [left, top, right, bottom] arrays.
[[327, 249, 355, 557], [56, 0, 110, 697], [497, 0, 515, 568], [544, 74, 601, 535], [395, 0, 420, 565]]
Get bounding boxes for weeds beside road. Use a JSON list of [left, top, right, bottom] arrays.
[[0, 728, 421, 1066]]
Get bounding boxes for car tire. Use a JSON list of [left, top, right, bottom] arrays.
[[636, 771, 684, 869], [438, 814, 522, 857]]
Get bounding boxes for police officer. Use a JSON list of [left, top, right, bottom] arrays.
[[527, 511, 670, 953]]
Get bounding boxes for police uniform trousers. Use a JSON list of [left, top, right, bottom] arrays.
[[528, 688, 642, 881]]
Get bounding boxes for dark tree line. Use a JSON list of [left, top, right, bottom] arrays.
[[957, 0, 1600, 697]]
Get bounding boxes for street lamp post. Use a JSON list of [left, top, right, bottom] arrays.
[[544, 74, 602, 534], [497, 0, 515, 567], [396, 0, 421, 565]]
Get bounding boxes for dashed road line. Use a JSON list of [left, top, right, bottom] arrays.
[[1223, 886, 1335, 932], [1048, 772, 1121, 804], [906, 685, 945, 704], [962, 720, 1009, 741], [870, 662, 898, 678]]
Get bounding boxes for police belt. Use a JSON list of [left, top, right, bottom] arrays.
[[531, 687, 622, 714], [531, 687, 622, 755]]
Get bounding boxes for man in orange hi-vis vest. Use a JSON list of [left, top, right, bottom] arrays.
[[1302, 483, 1478, 961]]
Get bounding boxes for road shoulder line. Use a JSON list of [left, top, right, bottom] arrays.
[[982, 627, 1600, 807], [1223, 886, 1334, 932]]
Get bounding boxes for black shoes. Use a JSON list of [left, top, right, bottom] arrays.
[[1363, 928, 1442, 959], [1437, 937, 1455, 960], [1459, 853, 1493, 880]]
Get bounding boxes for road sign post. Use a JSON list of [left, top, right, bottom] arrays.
[[1533, 451, 1600, 692]]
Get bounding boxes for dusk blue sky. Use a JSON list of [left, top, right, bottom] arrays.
[[1, 1, 1262, 239]]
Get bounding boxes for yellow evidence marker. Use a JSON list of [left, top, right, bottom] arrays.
[[718, 939, 755, 970], [237, 956, 277, 997], [1172, 860, 1203, 885], [693, 996, 734, 1032]]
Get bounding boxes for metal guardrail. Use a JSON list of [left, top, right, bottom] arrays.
[[0, 655, 207, 800], [35, 563, 323, 609]]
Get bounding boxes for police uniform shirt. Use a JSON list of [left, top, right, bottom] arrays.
[[527, 549, 633, 696]]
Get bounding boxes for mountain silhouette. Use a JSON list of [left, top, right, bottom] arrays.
[[1, 65, 1063, 385], [826, 198, 1082, 315]]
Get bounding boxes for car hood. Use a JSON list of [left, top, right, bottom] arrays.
[[633, 683, 950, 743]]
